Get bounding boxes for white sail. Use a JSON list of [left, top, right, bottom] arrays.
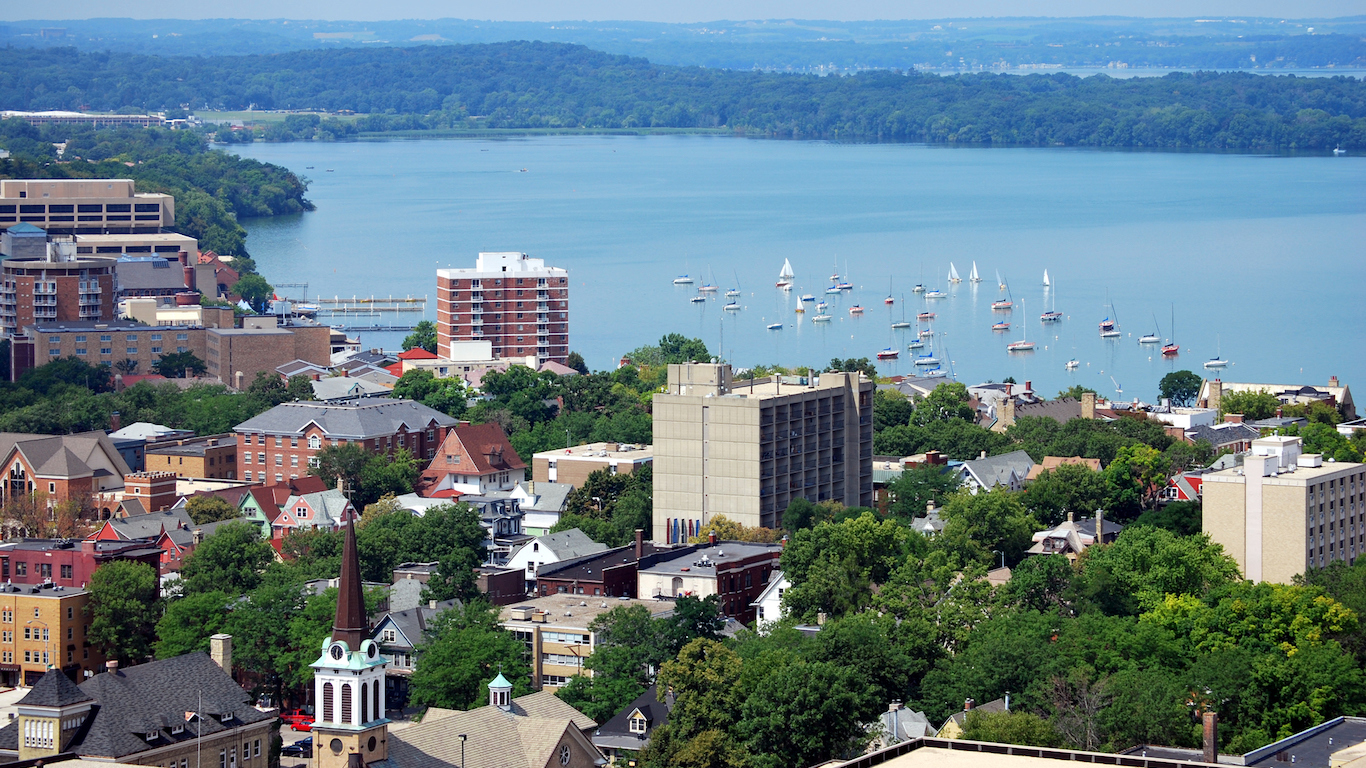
[[779, 259, 795, 280], [948, 263, 961, 282], [1043, 269, 1051, 287], [970, 261, 980, 282]]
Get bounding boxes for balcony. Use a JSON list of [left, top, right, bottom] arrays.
[[79, 296, 101, 306], [33, 286, 56, 296]]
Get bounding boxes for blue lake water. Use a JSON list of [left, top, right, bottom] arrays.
[[232, 137, 1364, 402]]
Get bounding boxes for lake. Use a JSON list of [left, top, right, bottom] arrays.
[[232, 137, 1364, 402]]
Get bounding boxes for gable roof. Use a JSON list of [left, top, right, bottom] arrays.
[[511, 529, 606, 564], [594, 685, 672, 752], [0, 431, 131, 479], [385, 692, 597, 768], [959, 450, 1035, 489], [373, 599, 462, 649], [108, 422, 182, 441], [942, 697, 1009, 731], [1025, 456, 1102, 481], [429, 423, 526, 475], [396, 348, 439, 361], [1013, 397, 1084, 424], [1186, 423, 1260, 447], [233, 399, 458, 439]]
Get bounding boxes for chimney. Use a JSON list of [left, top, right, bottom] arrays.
[[209, 633, 232, 673], [926, 500, 936, 515], [1276, 407, 1283, 418], [1095, 509, 1105, 541], [1000, 398, 1016, 429], [979, 450, 987, 460], [635, 529, 644, 560], [106, 659, 119, 675], [888, 701, 902, 713], [192, 529, 204, 545], [428, 599, 437, 610], [1081, 391, 1096, 419], [177, 251, 188, 267], [1329, 376, 1340, 388], [1023, 380, 1032, 395], [183, 264, 197, 293], [708, 532, 717, 545], [1207, 379, 1222, 411], [964, 698, 975, 711], [1004, 383, 1012, 397], [341, 368, 349, 377], [1225, 413, 1244, 424], [234, 371, 244, 390], [110, 410, 121, 431], [1203, 712, 1218, 764]]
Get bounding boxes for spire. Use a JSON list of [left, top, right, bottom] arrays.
[[332, 515, 367, 650]]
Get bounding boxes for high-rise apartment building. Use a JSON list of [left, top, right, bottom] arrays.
[[1203, 435, 1366, 583], [436, 252, 569, 365], [1, 226, 116, 335], [651, 363, 874, 543], [0, 179, 174, 236]]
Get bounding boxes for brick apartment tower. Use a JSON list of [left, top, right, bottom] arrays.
[[436, 252, 569, 365]]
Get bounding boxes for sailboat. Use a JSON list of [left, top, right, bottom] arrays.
[[913, 264, 926, 294], [925, 269, 947, 299], [948, 263, 962, 284], [992, 320, 1011, 331], [991, 278, 1013, 311], [892, 296, 912, 329], [776, 259, 795, 289], [726, 270, 742, 298], [723, 300, 742, 312], [970, 261, 982, 283], [885, 279, 895, 305], [1065, 359, 1080, 370], [812, 313, 832, 323], [1042, 269, 1051, 288], [1100, 292, 1121, 338], [690, 295, 707, 304], [1161, 305, 1179, 357], [1204, 335, 1228, 368], [849, 304, 864, 315], [1139, 313, 1161, 344], [1007, 300, 1035, 351], [1040, 281, 1062, 322], [767, 321, 784, 330], [877, 347, 900, 360], [907, 337, 924, 350], [673, 275, 694, 285], [914, 333, 940, 366]]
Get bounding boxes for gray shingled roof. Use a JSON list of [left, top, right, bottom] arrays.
[[594, 684, 671, 752], [0, 431, 132, 479], [511, 529, 606, 564], [959, 450, 1035, 489], [233, 398, 458, 439], [17, 668, 94, 708], [373, 599, 462, 651], [1186, 423, 1260, 448]]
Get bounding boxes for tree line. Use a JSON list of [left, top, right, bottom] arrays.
[[1, 43, 1363, 149]]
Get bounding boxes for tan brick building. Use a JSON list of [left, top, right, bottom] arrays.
[[1203, 436, 1366, 583], [145, 436, 237, 480], [0, 179, 174, 236], [205, 324, 331, 389], [532, 442, 653, 487], [1, 226, 117, 336], [0, 583, 104, 687], [501, 594, 675, 689]]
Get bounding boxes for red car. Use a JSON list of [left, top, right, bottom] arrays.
[[279, 709, 315, 731]]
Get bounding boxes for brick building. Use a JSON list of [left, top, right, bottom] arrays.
[[144, 435, 237, 480], [0, 224, 117, 336], [205, 323, 331, 389], [0, 583, 105, 687], [416, 423, 525, 498], [436, 251, 569, 365], [0, 431, 130, 518], [0, 179, 174, 236], [232, 399, 461, 485], [0, 538, 162, 589], [534, 533, 664, 598], [532, 442, 652, 487], [636, 539, 783, 625]]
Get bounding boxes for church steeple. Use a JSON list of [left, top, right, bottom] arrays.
[[333, 515, 367, 651]]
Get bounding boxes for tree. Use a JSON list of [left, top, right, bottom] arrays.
[[1057, 385, 1097, 400], [113, 358, 139, 375], [232, 274, 274, 313], [658, 333, 711, 364], [309, 443, 370, 493], [151, 351, 208, 378], [179, 521, 275, 595], [689, 515, 780, 544], [645, 639, 748, 768], [391, 369, 467, 418], [409, 602, 532, 710], [285, 374, 315, 401], [886, 464, 960, 523], [1022, 462, 1111, 527], [1079, 526, 1241, 612], [961, 710, 1062, 747], [740, 661, 871, 768], [873, 388, 915, 431], [185, 495, 239, 525], [827, 357, 877, 379], [780, 513, 914, 620], [937, 488, 1037, 567], [401, 320, 438, 354], [1104, 444, 1170, 519], [155, 591, 231, 659], [912, 382, 976, 426], [87, 560, 160, 665], [565, 351, 589, 374], [1131, 501, 1202, 537], [1219, 389, 1280, 420], [1158, 371, 1202, 407], [421, 503, 489, 602]]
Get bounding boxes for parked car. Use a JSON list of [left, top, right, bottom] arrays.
[[279, 709, 314, 731], [282, 737, 313, 758]]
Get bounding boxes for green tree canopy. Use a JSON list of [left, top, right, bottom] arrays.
[[1158, 370, 1203, 407], [155, 591, 231, 659], [409, 602, 532, 710], [179, 521, 275, 595], [185, 494, 239, 525], [87, 560, 161, 666], [151, 350, 208, 378], [401, 320, 438, 354]]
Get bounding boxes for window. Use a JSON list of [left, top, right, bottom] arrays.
[[100, 348, 112, 355], [75, 335, 86, 343], [275, 436, 283, 447], [309, 435, 321, 450], [630, 715, 648, 733], [177, 333, 188, 341], [308, 457, 320, 468], [290, 437, 298, 448], [126, 335, 138, 342], [290, 455, 298, 467], [257, 452, 265, 464], [219, 749, 226, 768], [382, 629, 397, 642], [323, 683, 334, 722], [49, 349, 60, 356], [244, 471, 252, 481], [275, 473, 283, 483], [1, 610, 8, 623], [254, 739, 261, 757], [67, 627, 72, 640], [151, 347, 161, 354], [244, 452, 252, 464], [341, 684, 353, 724], [14, 563, 25, 576], [275, 454, 283, 466]]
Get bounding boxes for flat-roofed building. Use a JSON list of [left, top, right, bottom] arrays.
[[9, 320, 205, 382], [73, 232, 198, 263], [500, 593, 676, 690], [1, 230, 117, 335], [436, 252, 569, 365], [0, 179, 174, 236], [1203, 436, 1366, 583], [0, 583, 104, 687], [636, 539, 782, 624], [0, 110, 165, 128], [145, 435, 237, 480], [204, 324, 332, 389], [651, 362, 874, 543], [533, 442, 653, 487]]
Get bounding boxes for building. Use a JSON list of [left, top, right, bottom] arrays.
[[1183, 417, 1262, 455], [501, 594, 676, 690], [1199, 377, 1356, 421], [636, 539, 783, 624], [532, 442, 653, 486], [269, 486, 355, 539], [0, 644, 274, 767], [122, 297, 235, 330], [1025, 510, 1123, 560], [502, 481, 572, 536], [955, 450, 1036, 494], [1024, 456, 1101, 482], [651, 363, 874, 542], [371, 599, 461, 708], [236, 478, 327, 538], [233, 399, 460, 485], [872, 702, 938, 750], [0, 111, 165, 128], [1, 226, 116, 335], [822, 735, 1221, 768], [1202, 436, 1365, 583], [0, 583, 104, 686], [436, 251, 570, 365], [145, 435, 237, 480], [383, 684, 600, 768], [750, 570, 790, 626], [1231, 715, 1366, 767], [0, 179, 174, 236], [416, 423, 525, 498], [937, 697, 1010, 739], [88, 508, 233, 573], [504, 529, 609, 590], [72, 232, 199, 264], [205, 322, 332, 388], [592, 685, 673, 761], [0, 539, 162, 588], [9, 320, 205, 381], [534, 533, 665, 599], [0, 431, 131, 515]]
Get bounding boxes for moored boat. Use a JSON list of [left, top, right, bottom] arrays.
[[674, 275, 694, 285], [877, 348, 900, 360]]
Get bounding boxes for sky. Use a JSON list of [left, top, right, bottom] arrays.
[[8, 0, 1362, 22]]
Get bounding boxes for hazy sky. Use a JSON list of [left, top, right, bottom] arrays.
[[10, 0, 1362, 22]]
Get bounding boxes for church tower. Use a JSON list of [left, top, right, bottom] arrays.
[[311, 518, 388, 768]]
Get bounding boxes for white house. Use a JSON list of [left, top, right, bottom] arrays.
[[750, 570, 791, 632], [956, 450, 1036, 494], [504, 528, 608, 590]]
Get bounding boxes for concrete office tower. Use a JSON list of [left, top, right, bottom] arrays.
[[436, 252, 569, 365], [1203, 435, 1366, 584], [0, 179, 174, 236], [652, 362, 874, 543]]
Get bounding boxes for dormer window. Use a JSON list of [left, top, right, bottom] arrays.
[[172, 725, 185, 735], [146, 731, 159, 741], [220, 711, 234, 723], [309, 435, 321, 450], [629, 714, 648, 733]]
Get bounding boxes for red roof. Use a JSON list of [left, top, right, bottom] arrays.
[[385, 362, 404, 377], [426, 489, 463, 499], [397, 348, 439, 360], [120, 374, 168, 386]]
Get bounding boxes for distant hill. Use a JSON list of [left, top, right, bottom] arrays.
[[2, 42, 1363, 149]]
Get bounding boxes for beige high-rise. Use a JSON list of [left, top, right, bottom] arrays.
[[652, 363, 874, 543], [1203, 436, 1366, 584]]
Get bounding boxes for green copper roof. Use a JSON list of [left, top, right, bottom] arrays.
[[488, 673, 512, 689]]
